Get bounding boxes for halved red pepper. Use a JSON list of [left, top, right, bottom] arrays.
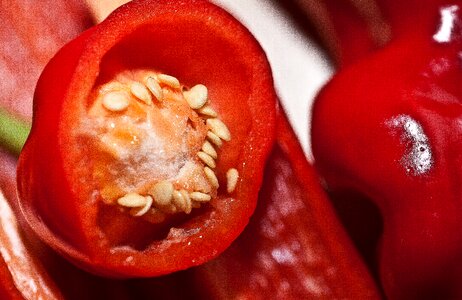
[[17, 0, 277, 277], [311, 1, 462, 298]]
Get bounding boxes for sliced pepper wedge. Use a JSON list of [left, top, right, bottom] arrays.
[[194, 111, 381, 299], [17, 0, 277, 277], [0, 189, 64, 300]]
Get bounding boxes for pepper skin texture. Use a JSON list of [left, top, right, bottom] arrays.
[[195, 112, 381, 299], [17, 0, 277, 278], [0, 0, 92, 120], [311, 2, 462, 299]]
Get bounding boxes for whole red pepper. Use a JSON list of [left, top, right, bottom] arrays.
[[311, 1, 462, 298], [17, 0, 277, 278]]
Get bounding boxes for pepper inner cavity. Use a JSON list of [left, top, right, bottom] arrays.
[[85, 70, 237, 223]]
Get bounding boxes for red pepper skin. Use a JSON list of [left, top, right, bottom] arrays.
[[194, 112, 381, 299], [312, 3, 462, 299], [17, 0, 277, 278]]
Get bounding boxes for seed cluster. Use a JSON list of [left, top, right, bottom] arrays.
[[99, 72, 239, 221]]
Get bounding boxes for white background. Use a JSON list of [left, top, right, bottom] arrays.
[[212, 0, 333, 160]]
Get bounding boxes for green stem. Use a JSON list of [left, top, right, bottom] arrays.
[[0, 108, 31, 156]]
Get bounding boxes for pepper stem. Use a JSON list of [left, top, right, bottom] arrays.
[[0, 108, 31, 156]]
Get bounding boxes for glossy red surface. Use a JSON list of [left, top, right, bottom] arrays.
[[312, 1, 462, 298], [17, 0, 277, 278]]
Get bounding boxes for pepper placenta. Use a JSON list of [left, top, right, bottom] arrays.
[[17, 0, 277, 277], [311, 1, 462, 298]]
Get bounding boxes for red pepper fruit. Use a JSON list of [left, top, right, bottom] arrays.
[[17, 0, 277, 278], [312, 2, 462, 299], [194, 112, 381, 299]]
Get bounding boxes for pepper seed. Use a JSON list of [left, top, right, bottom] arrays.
[[190, 191, 211, 202], [130, 195, 153, 217], [197, 105, 218, 117], [117, 193, 147, 208], [207, 118, 231, 141], [102, 92, 130, 112], [180, 190, 192, 214], [226, 168, 239, 193], [146, 76, 163, 101], [130, 82, 153, 105], [184, 84, 208, 109], [150, 181, 174, 206], [206, 131, 223, 147], [172, 190, 186, 213], [158, 74, 180, 89], [204, 167, 219, 188], [197, 151, 216, 168], [202, 141, 217, 159]]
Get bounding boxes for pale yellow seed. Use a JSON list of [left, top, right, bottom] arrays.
[[190, 192, 211, 202], [227, 168, 239, 193], [158, 74, 180, 89], [130, 195, 153, 217], [197, 105, 218, 117], [180, 190, 192, 214], [184, 84, 208, 109], [102, 92, 130, 112], [172, 190, 187, 212], [117, 193, 147, 208], [197, 151, 216, 168], [202, 141, 217, 159], [130, 82, 153, 105], [207, 118, 231, 141], [146, 76, 163, 101], [150, 181, 174, 206], [172, 190, 193, 214], [204, 166, 219, 188], [207, 131, 223, 147]]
